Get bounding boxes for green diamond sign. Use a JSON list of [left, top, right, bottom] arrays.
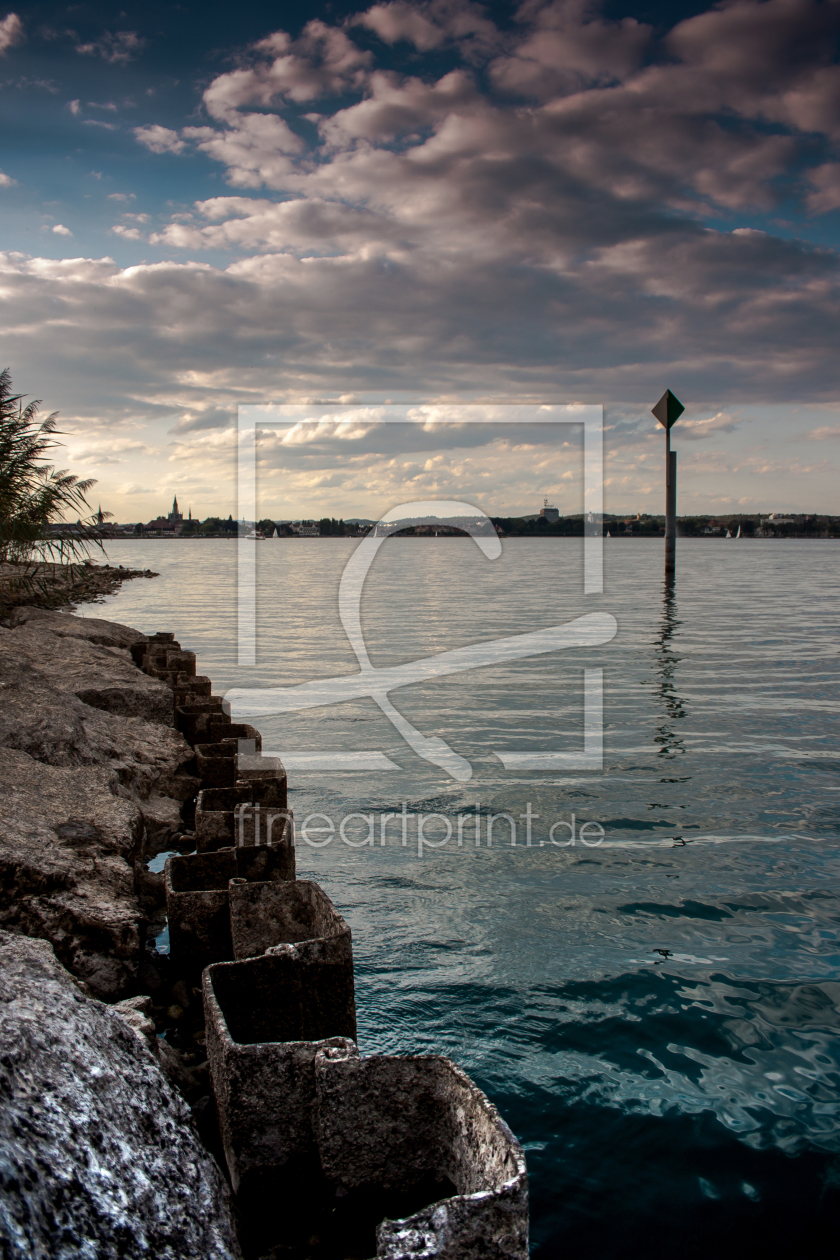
[[651, 389, 684, 430]]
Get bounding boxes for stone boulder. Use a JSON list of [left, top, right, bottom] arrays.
[[0, 610, 199, 998], [0, 930, 242, 1260]]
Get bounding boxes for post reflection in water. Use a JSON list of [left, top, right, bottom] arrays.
[[652, 574, 687, 760]]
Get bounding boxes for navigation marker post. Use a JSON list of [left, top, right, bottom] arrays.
[[651, 389, 684, 579]]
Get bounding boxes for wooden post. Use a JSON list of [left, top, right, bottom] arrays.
[[652, 389, 684, 580], [665, 433, 676, 577]]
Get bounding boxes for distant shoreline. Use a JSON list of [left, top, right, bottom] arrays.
[[98, 533, 839, 542]]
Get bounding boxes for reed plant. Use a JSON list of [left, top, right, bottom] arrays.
[[0, 368, 107, 604]]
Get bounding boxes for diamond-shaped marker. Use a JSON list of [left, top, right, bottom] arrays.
[[651, 389, 685, 430]]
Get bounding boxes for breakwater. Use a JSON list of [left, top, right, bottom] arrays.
[[0, 606, 528, 1259]]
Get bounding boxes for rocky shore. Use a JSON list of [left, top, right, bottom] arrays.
[[0, 561, 157, 615], [0, 607, 528, 1260]]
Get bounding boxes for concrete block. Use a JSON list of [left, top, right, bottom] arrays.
[[165, 829, 294, 974], [203, 951, 358, 1194], [314, 1046, 529, 1260], [228, 878, 353, 967], [195, 734, 264, 788], [195, 774, 288, 851], [173, 675, 212, 705], [176, 698, 230, 744]]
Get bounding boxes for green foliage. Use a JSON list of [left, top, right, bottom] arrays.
[[189, 516, 239, 536], [318, 517, 346, 535], [491, 515, 584, 536], [0, 368, 104, 565]]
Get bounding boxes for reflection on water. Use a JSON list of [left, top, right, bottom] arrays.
[[653, 576, 687, 761], [87, 538, 840, 1257]]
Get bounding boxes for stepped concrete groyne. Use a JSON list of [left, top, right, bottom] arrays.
[[0, 607, 528, 1259]]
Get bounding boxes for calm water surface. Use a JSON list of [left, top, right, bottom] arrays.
[[89, 538, 840, 1258]]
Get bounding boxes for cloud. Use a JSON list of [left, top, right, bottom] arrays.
[[107, 192, 136, 201], [134, 0, 840, 247], [804, 423, 840, 440], [67, 98, 80, 115], [354, 0, 498, 54], [4, 0, 840, 517], [0, 12, 23, 55], [213, 20, 371, 113], [0, 169, 15, 187], [51, 224, 72, 236], [677, 411, 740, 440], [76, 30, 145, 64], [181, 114, 303, 188], [116, 483, 158, 496], [68, 437, 151, 464], [134, 124, 185, 155], [806, 163, 840, 214], [490, 0, 651, 96]]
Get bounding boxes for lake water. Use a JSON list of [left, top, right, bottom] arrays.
[[86, 537, 840, 1257]]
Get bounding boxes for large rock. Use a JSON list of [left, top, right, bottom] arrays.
[[0, 749, 143, 997], [0, 930, 242, 1260], [0, 610, 199, 998]]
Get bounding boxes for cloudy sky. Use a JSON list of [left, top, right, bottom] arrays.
[[2, 0, 840, 521]]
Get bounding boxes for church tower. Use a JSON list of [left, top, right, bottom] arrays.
[[168, 495, 183, 525]]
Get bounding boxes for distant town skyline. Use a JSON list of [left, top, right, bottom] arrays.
[[113, 494, 833, 528]]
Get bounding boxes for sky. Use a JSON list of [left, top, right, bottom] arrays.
[[2, 0, 840, 522]]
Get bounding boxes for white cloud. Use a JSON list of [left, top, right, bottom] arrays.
[[677, 411, 741, 440], [0, 169, 15, 187], [134, 124, 185, 155], [354, 0, 498, 54], [182, 114, 303, 188], [67, 98, 80, 115], [0, 12, 23, 55], [111, 225, 142, 240], [51, 224, 72, 236], [804, 424, 840, 440]]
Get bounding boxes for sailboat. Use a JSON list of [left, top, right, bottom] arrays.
[[735, 525, 741, 538], [272, 528, 278, 538], [725, 528, 731, 538]]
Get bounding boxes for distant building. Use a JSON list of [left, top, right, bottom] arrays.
[[142, 517, 176, 536], [138, 494, 185, 537], [540, 499, 559, 523]]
